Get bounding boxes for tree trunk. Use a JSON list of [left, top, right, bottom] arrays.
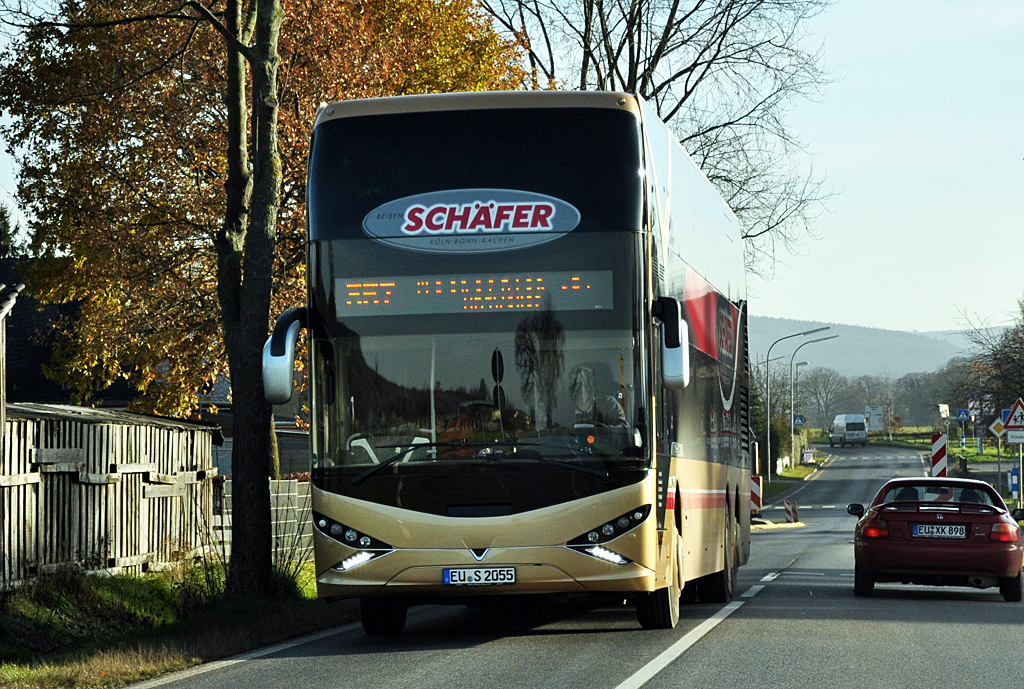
[[219, 0, 284, 598]]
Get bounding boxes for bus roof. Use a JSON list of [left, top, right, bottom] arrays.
[[314, 91, 642, 128]]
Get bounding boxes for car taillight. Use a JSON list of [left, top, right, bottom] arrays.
[[862, 518, 889, 538], [990, 523, 1019, 542]]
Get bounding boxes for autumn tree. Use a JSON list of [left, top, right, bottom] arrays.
[[0, 0, 523, 595], [0, 202, 27, 258], [479, 0, 831, 276]]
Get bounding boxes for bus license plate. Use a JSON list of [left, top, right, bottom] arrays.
[[443, 567, 516, 586], [913, 524, 966, 538]]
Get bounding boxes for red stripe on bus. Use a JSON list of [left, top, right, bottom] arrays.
[[681, 491, 727, 510]]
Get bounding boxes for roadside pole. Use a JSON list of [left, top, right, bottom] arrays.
[[1002, 398, 1024, 507], [989, 416, 1006, 492]]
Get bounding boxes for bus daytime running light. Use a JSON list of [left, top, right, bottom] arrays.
[[339, 551, 373, 571], [587, 546, 628, 565]]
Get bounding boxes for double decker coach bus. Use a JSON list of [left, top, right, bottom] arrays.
[[264, 91, 751, 635]]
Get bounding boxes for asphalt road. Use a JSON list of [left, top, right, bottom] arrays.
[[135, 445, 1024, 689]]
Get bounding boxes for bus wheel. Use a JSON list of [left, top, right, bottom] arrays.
[[636, 527, 682, 629], [360, 596, 408, 636], [697, 518, 736, 603]]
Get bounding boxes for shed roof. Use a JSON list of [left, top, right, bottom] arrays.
[[6, 403, 224, 442]]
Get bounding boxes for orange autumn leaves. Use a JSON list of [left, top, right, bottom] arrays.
[[0, 0, 525, 416]]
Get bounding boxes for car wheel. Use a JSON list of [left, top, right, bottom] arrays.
[[840, 440, 845, 448], [829, 440, 834, 448], [636, 524, 683, 628], [360, 596, 409, 636], [1000, 571, 1023, 602], [854, 568, 874, 597]]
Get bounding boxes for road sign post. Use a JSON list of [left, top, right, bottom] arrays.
[[1003, 399, 1024, 496]]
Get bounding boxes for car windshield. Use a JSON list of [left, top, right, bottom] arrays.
[[879, 484, 997, 506]]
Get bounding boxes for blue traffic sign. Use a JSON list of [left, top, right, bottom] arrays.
[[957, 409, 970, 421], [793, 415, 805, 427], [1004, 409, 1012, 423]]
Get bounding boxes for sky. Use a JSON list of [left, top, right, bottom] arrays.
[[1, 1, 1022, 335], [747, 0, 1024, 334]]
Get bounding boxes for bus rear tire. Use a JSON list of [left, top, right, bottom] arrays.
[[636, 526, 682, 629], [697, 518, 736, 603], [360, 596, 408, 636]]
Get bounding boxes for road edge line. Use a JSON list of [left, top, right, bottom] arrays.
[[614, 601, 745, 689]]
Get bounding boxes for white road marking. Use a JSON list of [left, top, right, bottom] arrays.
[[760, 572, 781, 582], [127, 622, 362, 688], [614, 601, 745, 689], [741, 585, 765, 597]]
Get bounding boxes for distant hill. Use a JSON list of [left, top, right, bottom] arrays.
[[748, 316, 977, 379]]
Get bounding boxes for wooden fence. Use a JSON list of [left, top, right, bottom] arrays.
[[0, 404, 218, 585], [213, 479, 313, 565]]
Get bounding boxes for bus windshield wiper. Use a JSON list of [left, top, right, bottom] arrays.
[[351, 439, 616, 484], [487, 452, 611, 480], [351, 439, 514, 485]]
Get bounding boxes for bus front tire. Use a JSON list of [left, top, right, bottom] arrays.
[[636, 527, 682, 629], [360, 596, 408, 636]]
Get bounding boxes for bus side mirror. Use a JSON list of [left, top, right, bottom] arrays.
[[263, 307, 307, 404], [654, 296, 689, 390]]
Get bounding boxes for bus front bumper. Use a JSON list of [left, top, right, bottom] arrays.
[[316, 544, 656, 599]]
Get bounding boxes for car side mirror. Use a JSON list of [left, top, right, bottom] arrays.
[[847, 504, 864, 518], [1011, 508, 1024, 522]]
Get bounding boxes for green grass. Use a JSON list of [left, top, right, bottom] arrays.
[[0, 562, 358, 689]]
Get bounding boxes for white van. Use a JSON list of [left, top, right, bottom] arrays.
[[830, 414, 867, 447]]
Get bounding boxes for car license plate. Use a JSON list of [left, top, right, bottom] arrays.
[[913, 524, 966, 538], [443, 567, 516, 586]]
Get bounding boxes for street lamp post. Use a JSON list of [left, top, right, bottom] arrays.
[[787, 335, 840, 462], [790, 361, 808, 464], [764, 327, 830, 479]]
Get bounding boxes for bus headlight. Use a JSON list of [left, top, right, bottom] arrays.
[[565, 505, 650, 565], [568, 505, 651, 546], [314, 512, 392, 552]]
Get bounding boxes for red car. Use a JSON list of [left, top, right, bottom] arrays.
[[848, 477, 1024, 601]]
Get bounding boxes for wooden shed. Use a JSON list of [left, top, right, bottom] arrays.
[[0, 403, 220, 584]]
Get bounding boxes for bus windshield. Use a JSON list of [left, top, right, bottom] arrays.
[[310, 232, 646, 476]]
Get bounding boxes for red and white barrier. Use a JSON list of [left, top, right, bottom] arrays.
[[784, 500, 800, 523], [931, 433, 947, 477], [750, 476, 763, 513]]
